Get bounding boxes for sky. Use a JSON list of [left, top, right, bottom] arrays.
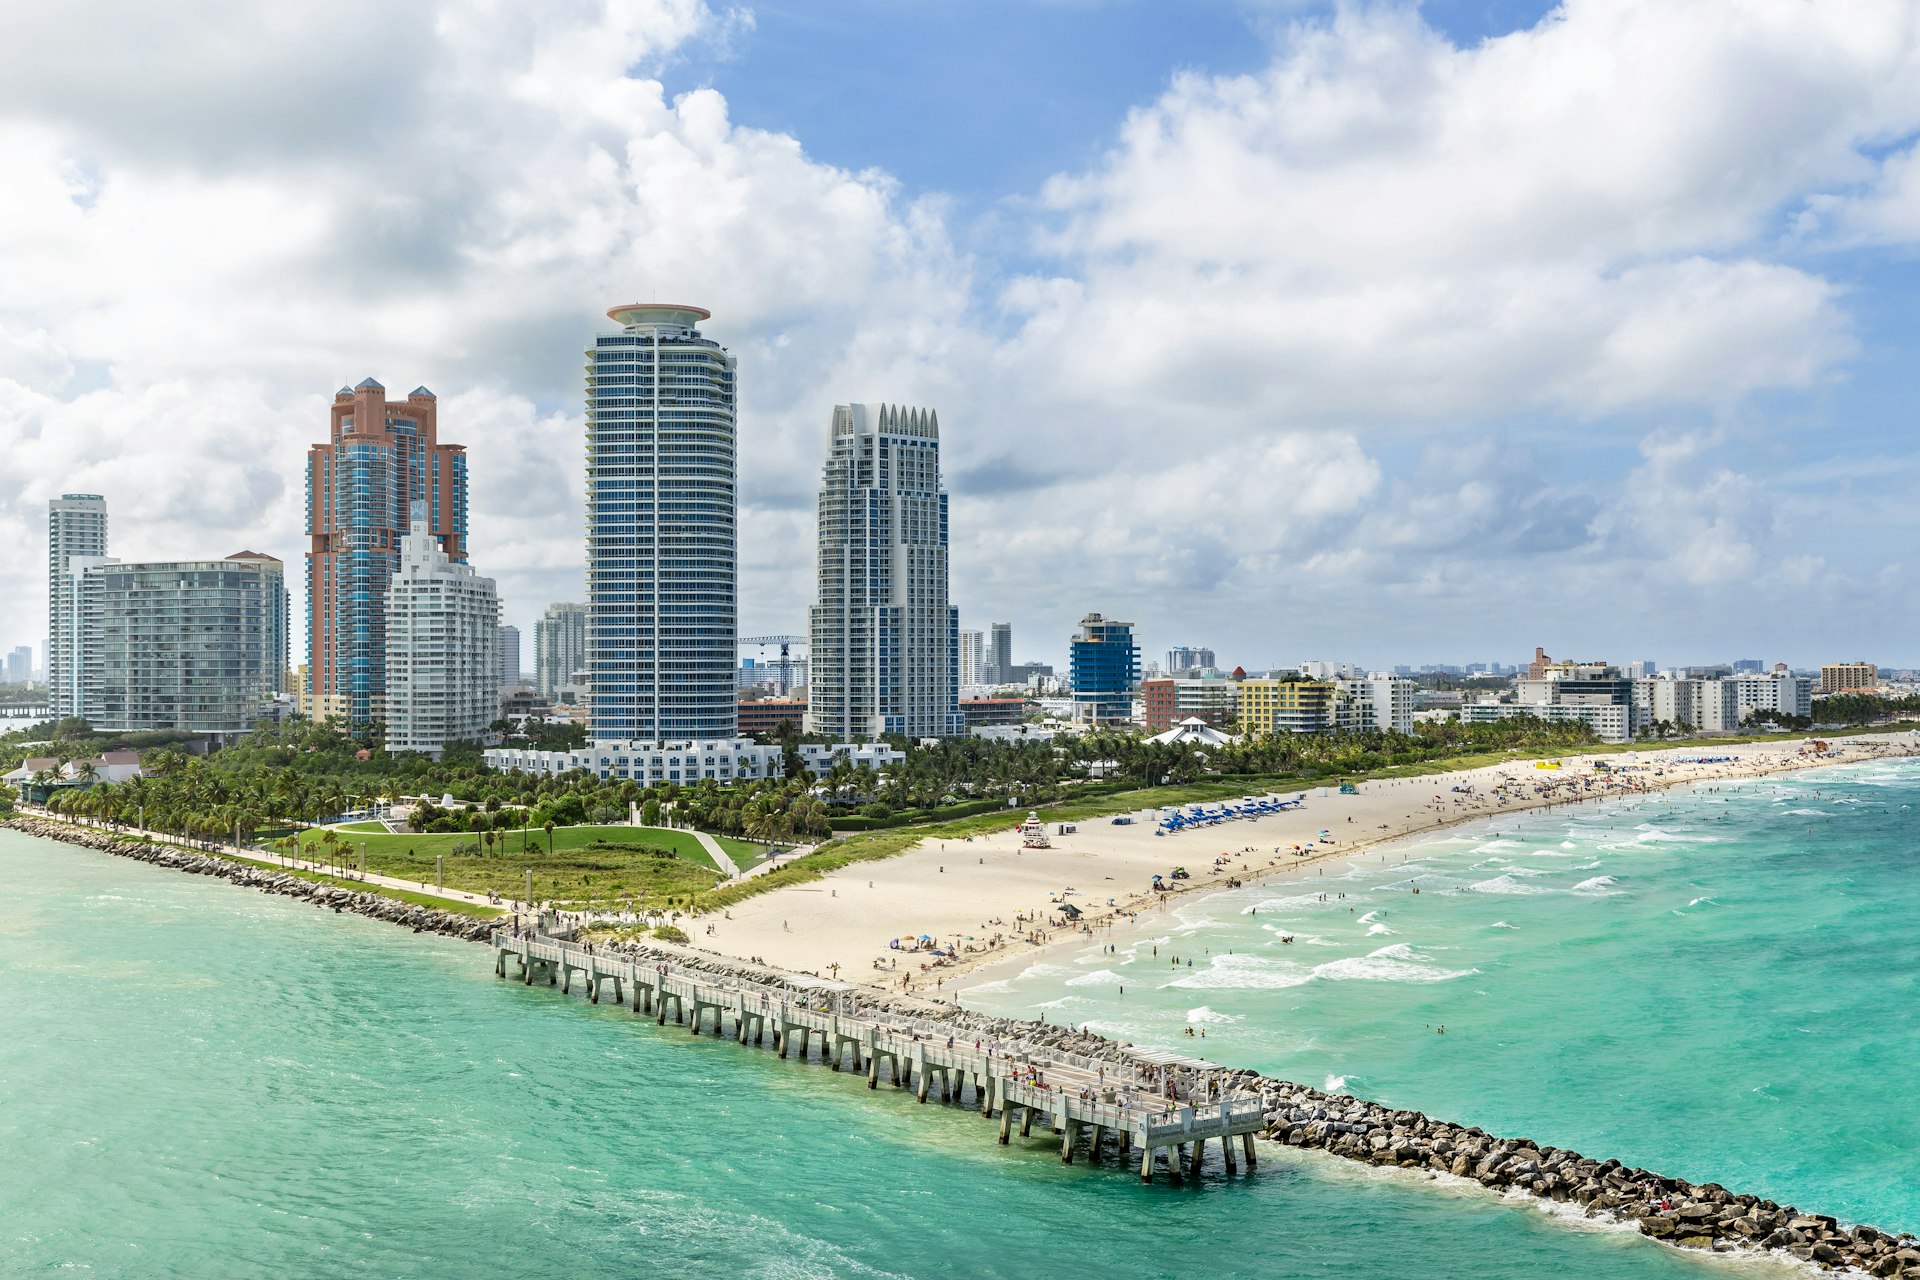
[[3, 0, 1920, 675]]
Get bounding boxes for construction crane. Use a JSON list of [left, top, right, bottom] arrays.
[[739, 634, 806, 659], [739, 635, 807, 697]]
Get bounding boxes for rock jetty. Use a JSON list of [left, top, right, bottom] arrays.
[[15, 814, 1913, 1271], [3, 817, 494, 943]]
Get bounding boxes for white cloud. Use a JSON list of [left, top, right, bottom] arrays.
[[4, 0, 1920, 673]]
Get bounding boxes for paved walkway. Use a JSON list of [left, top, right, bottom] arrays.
[[23, 808, 512, 915]]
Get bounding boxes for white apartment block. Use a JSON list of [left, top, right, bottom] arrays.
[[1336, 673, 1417, 733], [385, 511, 499, 758], [483, 738, 902, 784]]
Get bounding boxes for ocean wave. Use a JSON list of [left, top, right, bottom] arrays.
[[1687, 896, 1720, 908], [1468, 874, 1552, 895], [1487, 920, 1519, 930], [1186, 1006, 1240, 1025], [1366, 922, 1396, 936], [1570, 875, 1621, 895], [1166, 954, 1315, 991], [1312, 943, 1475, 985], [1063, 968, 1124, 988], [1325, 1073, 1352, 1094], [1782, 808, 1830, 817], [958, 978, 1015, 996]]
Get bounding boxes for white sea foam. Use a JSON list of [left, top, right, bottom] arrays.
[[1064, 968, 1125, 988], [1687, 896, 1720, 908], [1782, 808, 1830, 817], [1487, 920, 1519, 930], [1571, 875, 1620, 895], [959, 978, 1015, 996], [1324, 1073, 1351, 1093], [1312, 943, 1475, 985], [1165, 954, 1314, 991], [1366, 922, 1396, 936], [1468, 874, 1551, 895], [1186, 1006, 1240, 1025]]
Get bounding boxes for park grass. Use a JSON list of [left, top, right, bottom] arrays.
[[713, 835, 775, 868], [288, 824, 720, 908], [332, 820, 389, 833], [218, 851, 505, 917]]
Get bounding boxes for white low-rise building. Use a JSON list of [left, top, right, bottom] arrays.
[[1336, 673, 1417, 733], [483, 738, 903, 784], [1461, 701, 1632, 743]]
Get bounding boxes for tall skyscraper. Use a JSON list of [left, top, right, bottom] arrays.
[[4, 646, 29, 686], [586, 304, 737, 741], [989, 622, 1012, 687], [47, 494, 108, 720], [78, 552, 288, 735], [386, 508, 498, 758], [958, 629, 986, 688], [1070, 613, 1140, 724], [305, 380, 467, 726], [806, 403, 963, 740], [497, 623, 521, 686], [535, 602, 587, 697]]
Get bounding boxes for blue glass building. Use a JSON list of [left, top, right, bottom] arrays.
[[1069, 613, 1140, 724]]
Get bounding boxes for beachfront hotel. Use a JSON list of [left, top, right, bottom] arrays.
[[585, 304, 738, 741], [304, 380, 468, 727], [805, 402, 964, 741], [47, 493, 108, 720], [385, 508, 499, 758]]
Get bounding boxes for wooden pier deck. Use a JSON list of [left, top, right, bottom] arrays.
[[493, 931, 1266, 1181]]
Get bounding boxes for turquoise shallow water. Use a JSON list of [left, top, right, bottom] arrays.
[[0, 827, 1789, 1279], [965, 759, 1920, 1236]]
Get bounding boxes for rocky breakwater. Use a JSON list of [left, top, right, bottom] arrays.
[[608, 938, 1920, 1273], [4, 817, 495, 944], [1257, 1083, 1920, 1274]]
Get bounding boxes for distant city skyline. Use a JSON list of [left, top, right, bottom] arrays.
[[7, 5, 1920, 669]]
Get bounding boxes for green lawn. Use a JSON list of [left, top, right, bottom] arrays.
[[289, 823, 721, 907], [333, 820, 389, 833], [712, 835, 775, 868]]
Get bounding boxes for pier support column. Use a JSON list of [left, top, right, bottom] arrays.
[[1088, 1125, 1105, 1162], [916, 1071, 930, 1103], [1140, 1144, 1155, 1184], [612, 977, 622, 1005], [1020, 1108, 1034, 1139], [1187, 1140, 1205, 1180], [1061, 1120, 1081, 1164], [867, 1054, 879, 1089], [495, 951, 506, 978], [523, 957, 534, 985], [999, 1107, 1015, 1144], [561, 966, 571, 994], [979, 1075, 994, 1117], [1222, 1134, 1237, 1174], [588, 974, 599, 1003], [1241, 1132, 1257, 1169]]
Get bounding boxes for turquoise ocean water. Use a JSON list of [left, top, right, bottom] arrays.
[[3, 761, 1911, 1277], [966, 759, 1920, 1239]]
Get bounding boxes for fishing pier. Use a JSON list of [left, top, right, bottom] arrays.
[[493, 931, 1266, 1182]]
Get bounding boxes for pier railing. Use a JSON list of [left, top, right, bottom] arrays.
[[491, 930, 1266, 1181]]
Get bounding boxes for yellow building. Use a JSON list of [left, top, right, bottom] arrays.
[[1819, 662, 1878, 695], [1238, 678, 1337, 735]]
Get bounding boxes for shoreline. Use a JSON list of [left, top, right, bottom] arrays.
[[12, 771, 1920, 1270], [690, 733, 1920, 995]]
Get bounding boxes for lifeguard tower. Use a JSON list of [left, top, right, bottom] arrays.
[[1019, 812, 1051, 849]]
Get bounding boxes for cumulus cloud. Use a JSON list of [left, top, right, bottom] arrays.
[[3, 0, 1920, 672]]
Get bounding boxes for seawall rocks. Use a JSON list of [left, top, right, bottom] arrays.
[[4, 817, 494, 944]]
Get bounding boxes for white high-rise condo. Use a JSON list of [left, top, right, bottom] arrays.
[[807, 403, 964, 741], [586, 304, 737, 741], [47, 494, 108, 720], [535, 602, 588, 698], [385, 507, 499, 758]]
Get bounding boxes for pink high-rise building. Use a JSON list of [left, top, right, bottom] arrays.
[[304, 378, 467, 726]]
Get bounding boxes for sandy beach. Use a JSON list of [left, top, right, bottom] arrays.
[[691, 734, 1920, 995]]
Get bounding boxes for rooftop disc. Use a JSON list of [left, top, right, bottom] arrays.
[[607, 303, 711, 329]]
